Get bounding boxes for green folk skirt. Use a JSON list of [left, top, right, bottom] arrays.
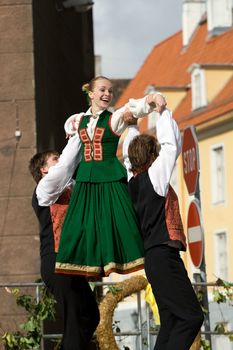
[[55, 180, 144, 277]]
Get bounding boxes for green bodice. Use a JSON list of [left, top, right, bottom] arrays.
[[77, 110, 126, 182]]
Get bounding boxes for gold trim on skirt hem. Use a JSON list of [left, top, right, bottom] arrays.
[[55, 258, 144, 277]]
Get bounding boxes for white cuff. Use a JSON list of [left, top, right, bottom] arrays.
[[128, 97, 152, 118]]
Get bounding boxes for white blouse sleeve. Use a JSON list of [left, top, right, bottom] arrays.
[[128, 97, 153, 118], [110, 96, 154, 135], [148, 109, 181, 197], [64, 113, 84, 136], [110, 104, 131, 135], [36, 134, 82, 206], [122, 125, 140, 181]]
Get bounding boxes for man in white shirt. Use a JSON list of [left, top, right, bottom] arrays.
[[29, 134, 100, 350], [123, 110, 203, 350]]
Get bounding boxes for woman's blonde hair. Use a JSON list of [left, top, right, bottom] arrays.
[[82, 76, 112, 93]]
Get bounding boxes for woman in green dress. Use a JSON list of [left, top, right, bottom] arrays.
[[55, 76, 166, 277]]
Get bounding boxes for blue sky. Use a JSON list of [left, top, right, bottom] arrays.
[[93, 0, 183, 78]]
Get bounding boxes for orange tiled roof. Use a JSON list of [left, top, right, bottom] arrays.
[[115, 19, 233, 129]]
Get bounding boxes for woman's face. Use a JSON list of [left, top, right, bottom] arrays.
[[89, 78, 113, 112]]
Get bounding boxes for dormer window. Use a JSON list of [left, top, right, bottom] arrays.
[[190, 65, 207, 110]]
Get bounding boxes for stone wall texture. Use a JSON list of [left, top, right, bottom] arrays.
[[0, 0, 94, 347]]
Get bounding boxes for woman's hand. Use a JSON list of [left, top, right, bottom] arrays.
[[64, 115, 80, 137], [122, 108, 138, 125]]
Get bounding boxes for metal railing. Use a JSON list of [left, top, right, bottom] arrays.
[[1, 281, 233, 350]]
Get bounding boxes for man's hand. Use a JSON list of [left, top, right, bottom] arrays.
[[146, 93, 167, 114]]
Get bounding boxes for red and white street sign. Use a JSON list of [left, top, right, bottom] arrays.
[[182, 126, 200, 196], [187, 200, 204, 268]]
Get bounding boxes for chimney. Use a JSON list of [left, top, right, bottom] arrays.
[[207, 0, 233, 35], [182, 0, 206, 47], [95, 55, 102, 76]]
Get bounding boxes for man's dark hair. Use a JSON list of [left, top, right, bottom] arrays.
[[128, 134, 159, 174], [29, 150, 59, 183]]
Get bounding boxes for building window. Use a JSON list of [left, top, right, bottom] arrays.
[[191, 67, 207, 110], [214, 231, 228, 280], [211, 144, 225, 204]]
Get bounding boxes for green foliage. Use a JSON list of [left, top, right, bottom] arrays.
[[213, 289, 227, 304], [215, 278, 233, 303], [108, 285, 122, 295], [198, 278, 233, 347], [195, 289, 209, 314], [2, 283, 57, 350], [214, 322, 228, 334], [201, 339, 211, 350], [212, 279, 233, 341]]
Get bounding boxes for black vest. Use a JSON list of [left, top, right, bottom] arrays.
[[128, 171, 186, 251], [128, 172, 172, 251], [32, 190, 55, 257]]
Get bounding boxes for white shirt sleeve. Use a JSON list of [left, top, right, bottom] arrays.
[[122, 125, 140, 181], [36, 134, 82, 206], [148, 109, 181, 197]]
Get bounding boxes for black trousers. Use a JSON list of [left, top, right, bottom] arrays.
[[145, 245, 204, 350], [41, 253, 100, 350]]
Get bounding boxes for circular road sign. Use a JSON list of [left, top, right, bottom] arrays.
[[187, 200, 204, 268], [182, 126, 200, 196]]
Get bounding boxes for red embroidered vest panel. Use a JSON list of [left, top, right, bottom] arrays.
[[50, 187, 72, 252], [165, 186, 187, 250]]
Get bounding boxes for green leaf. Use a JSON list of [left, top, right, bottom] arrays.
[[213, 289, 227, 304], [108, 285, 122, 294], [201, 339, 211, 350], [214, 323, 227, 334]]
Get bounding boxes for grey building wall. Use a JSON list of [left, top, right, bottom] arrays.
[[0, 0, 94, 341]]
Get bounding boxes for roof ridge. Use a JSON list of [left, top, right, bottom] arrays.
[[151, 30, 182, 50]]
